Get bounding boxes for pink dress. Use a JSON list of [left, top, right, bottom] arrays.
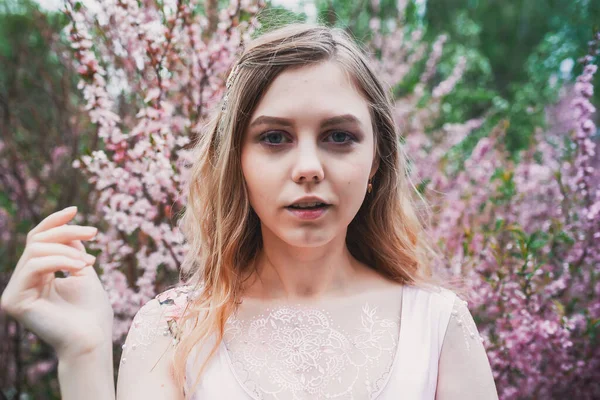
[[174, 284, 490, 399], [120, 283, 497, 399]]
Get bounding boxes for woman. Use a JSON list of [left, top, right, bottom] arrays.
[[1, 23, 498, 399]]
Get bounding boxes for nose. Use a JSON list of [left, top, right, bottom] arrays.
[[291, 141, 324, 184]]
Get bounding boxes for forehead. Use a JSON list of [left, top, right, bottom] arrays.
[[249, 61, 372, 127]]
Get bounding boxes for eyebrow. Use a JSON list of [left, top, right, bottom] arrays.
[[248, 114, 364, 129]]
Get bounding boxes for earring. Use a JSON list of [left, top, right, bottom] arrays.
[[367, 178, 373, 194]]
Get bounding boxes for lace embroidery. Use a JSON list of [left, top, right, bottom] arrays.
[[222, 302, 400, 399], [120, 285, 195, 366], [450, 298, 484, 351]]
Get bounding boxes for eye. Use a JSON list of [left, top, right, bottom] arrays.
[[259, 131, 290, 145], [258, 130, 357, 147], [325, 131, 356, 145]]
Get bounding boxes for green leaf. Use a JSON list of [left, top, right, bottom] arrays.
[[556, 230, 575, 246], [494, 218, 505, 231]]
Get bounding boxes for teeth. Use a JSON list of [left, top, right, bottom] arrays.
[[291, 202, 324, 208]]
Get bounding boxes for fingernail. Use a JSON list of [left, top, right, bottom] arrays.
[[83, 254, 96, 264], [64, 206, 77, 212]]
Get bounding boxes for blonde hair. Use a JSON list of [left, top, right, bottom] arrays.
[[173, 21, 465, 398]]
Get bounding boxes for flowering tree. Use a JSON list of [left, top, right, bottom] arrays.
[[1, 0, 598, 397], [65, 0, 600, 396], [64, 0, 265, 341], [0, 2, 99, 395], [396, 31, 600, 397], [2, 0, 263, 396]]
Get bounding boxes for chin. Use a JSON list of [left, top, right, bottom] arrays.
[[278, 227, 341, 248]]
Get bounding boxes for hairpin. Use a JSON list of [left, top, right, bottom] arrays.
[[221, 63, 241, 112]]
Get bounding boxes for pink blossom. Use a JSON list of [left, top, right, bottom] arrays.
[[51, 4, 600, 397]]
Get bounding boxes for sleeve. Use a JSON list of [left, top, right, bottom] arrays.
[[116, 286, 191, 400], [435, 296, 499, 400]]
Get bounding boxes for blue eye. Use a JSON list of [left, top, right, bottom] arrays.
[[260, 131, 289, 145], [258, 131, 356, 147], [326, 131, 355, 144]]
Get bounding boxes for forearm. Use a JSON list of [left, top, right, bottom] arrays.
[[57, 344, 116, 400]]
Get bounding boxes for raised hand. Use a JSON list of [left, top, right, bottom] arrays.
[[0, 206, 114, 361]]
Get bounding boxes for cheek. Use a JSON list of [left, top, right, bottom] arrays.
[[342, 171, 368, 196], [341, 149, 373, 184], [241, 149, 277, 210], [334, 161, 371, 207]]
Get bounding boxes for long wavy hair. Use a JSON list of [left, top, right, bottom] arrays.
[[172, 21, 465, 398]]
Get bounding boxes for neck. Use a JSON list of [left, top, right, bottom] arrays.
[[243, 230, 360, 302]]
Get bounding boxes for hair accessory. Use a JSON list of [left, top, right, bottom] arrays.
[[367, 178, 373, 194], [221, 63, 241, 112]]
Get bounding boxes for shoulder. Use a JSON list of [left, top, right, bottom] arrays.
[[403, 284, 472, 334], [116, 284, 202, 398], [154, 284, 198, 320], [411, 285, 485, 350], [445, 294, 484, 347], [403, 284, 484, 352], [121, 284, 202, 361], [422, 286, 482, 344], [403, 283, 458, 311], [435, 291, 498, 398], [138, 285, 195, 324]]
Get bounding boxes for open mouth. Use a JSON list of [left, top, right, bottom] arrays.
[[285, 202, 330, 210]]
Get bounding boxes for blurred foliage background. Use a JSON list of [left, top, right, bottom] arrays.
[[1, 0, 599, 398]]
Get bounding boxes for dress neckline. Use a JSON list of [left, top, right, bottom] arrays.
[[217, 284, 407, 399]]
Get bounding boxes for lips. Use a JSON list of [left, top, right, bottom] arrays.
[[285, 204, 331, 220], [286, 196, 330, 208], [286, 202, 329, 209]]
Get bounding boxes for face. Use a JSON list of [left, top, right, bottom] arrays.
[[241, 61, 379, 248]]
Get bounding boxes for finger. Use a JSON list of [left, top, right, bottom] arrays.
[[43, 242, 95, 280], [69, 239, 86, 253], [30, 224, 98, 245], [28, 206, 78, 240], [4, 256, 90, 302], [26, 255, 90, 277], [68, 263, 102, 280], [25, 242, 97, 264], [12, 241, 94, 280]]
